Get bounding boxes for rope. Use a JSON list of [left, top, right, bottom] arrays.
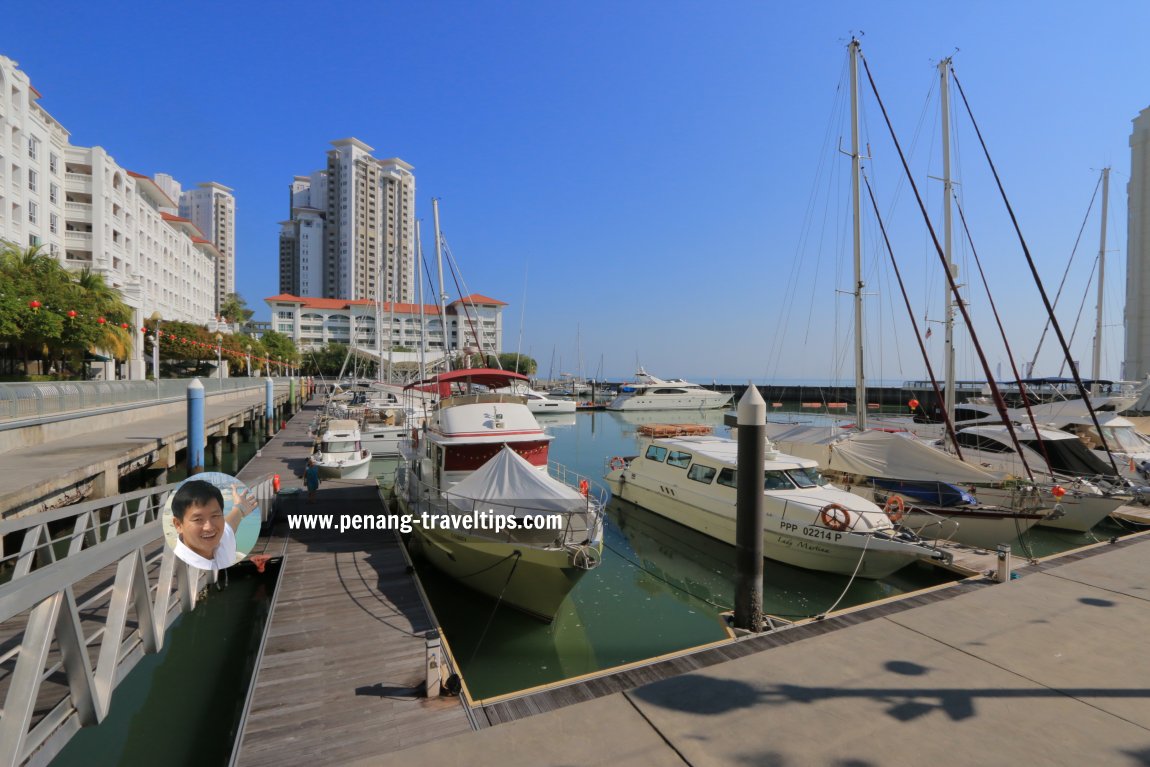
[[817, 530, 872, 618], [467, 551, 521, 666]]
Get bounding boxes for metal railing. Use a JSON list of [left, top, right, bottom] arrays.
[[0, 474, 279, 767], [0, 378, 277, 422]]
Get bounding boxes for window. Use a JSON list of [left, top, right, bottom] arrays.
[[28, 200, 37, 223], [49, 213, 58, 234], [786, 467, 827, 488], [49, 153, 58, 175], [28, 169, 36, 192], [763, 470, 793, 490], [49, 183, 57, 204], [687, 464, 716, 484], [27, 137, 38, 160], [643, 445, 667, 462], [717, 468, 737, 488], [955, 431, 1015, 454], [666, 451, 692, 469]]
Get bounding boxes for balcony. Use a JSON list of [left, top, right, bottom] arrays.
[[65, 230, 93, 246], [65, 173, 92, 194], [65, 201, 93, 222]]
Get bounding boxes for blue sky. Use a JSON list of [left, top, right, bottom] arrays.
[[7, 2, 1149, 382]]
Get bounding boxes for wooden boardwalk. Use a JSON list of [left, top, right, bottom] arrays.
[[233, 401, 473, 766]]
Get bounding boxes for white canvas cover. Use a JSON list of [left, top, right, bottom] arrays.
[[446, 445, 586, 517], [763, 423, 1003, 483]]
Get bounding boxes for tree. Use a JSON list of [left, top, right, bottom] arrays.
[[259, 330, 299, 373], [498, 353, 537, 376], [219, 292, 254, 325]]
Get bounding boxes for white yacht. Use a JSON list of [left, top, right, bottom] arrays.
[[309, 419, 373, 479], [603, 435, 949, 578], [606, 369, 731, 411], [495, 384, 577, 414]]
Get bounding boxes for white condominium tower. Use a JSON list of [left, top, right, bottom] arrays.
[[181, 182, 236, 316], [279, 138, 415, 303], [1126, 106, 1150, 382]]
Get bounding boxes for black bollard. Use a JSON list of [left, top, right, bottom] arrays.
[[734, 383, 766, 631]]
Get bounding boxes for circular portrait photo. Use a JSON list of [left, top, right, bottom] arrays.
[[163, 472, 262, 571]]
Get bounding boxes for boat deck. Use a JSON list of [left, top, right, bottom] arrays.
[[636, 423, 716, 437]]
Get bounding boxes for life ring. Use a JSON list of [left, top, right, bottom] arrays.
[[608, 456, 627, 471], [819, 503, 851, 532], [883, 494, 905, 524]]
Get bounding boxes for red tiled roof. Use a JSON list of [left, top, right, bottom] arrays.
[[451, 293, 507, 306], [126, 170, 148, 179], [264, 294, 459, 316], [161, 212, 190, 222]]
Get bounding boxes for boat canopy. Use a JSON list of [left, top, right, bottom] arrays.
[[445, 445, 585, 517], [763, 424, 1003, 483], [404, 367, 529, 398]]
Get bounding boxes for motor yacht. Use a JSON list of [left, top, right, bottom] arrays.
[[606, 368, 731, 411], [309, 419, 373, 479]]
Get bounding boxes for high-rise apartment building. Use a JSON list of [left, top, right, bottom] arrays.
[[181, 182, 236, 316], [279, 138, 414, 304], [1126, 106, 1150, 383]]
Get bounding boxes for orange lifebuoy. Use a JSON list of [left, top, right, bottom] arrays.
[[883, 494, 905, 523], [608, 456, 627, 471], [819, 503, 851, 532]]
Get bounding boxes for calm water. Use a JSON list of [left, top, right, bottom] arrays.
[[405, 408, 963, 700]]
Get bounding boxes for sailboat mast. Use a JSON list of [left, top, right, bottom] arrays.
[[940, 57, 957, 426], [416, 219, 426, 381], [1092, 166, 1110, 394], [432, 198, 449, 370], [850, 38, 867, 429]]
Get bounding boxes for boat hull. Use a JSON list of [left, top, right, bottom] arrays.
[[398, 496, 597, 622], [314, 455, 372, 479], [608, 472, 931, 579], [976, 485, 1124, 533], [606, 392, 731, 411]]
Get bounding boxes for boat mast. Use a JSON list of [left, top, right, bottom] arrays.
[[1091, 166, 1110, 395], [416, 219, 427, 381], [940, 57, 957, 427], [432, 198, 450, 371], [387, 231, 396, 383], [850, 38, 867, 429]]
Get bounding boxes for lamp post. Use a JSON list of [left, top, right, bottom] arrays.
[[148, 312, 162, 383], [216, 332, 224, 381], [245, 344, 252, 377]]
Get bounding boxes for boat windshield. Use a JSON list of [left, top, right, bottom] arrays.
[[1101, 426, 1150, 453], [323, 440, 358, 453], [763, 470, 794, 490], [785, 467, 828, 488]]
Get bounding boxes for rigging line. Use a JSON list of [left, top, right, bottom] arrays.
[[1057, 254, 1101, 378], [863, 173, 962, 457], [1031, 175, 1101, 372], [953, 194, 1056, 478], [949, 69, 1121, 476], [858, 48, 1033, 480], [440, 237, 489, 365]]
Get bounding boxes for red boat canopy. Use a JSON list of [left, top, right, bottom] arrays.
[[404, 368, 530, 398]]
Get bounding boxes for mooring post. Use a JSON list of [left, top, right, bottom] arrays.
[[425, 630, 443, 697], [995, 543, 1012, 583], [187, 378, 205, 476], [265, 377, 276, 437], [734, 382, 766, 631]]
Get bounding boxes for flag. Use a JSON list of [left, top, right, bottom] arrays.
[[925, 326, 933, 339]]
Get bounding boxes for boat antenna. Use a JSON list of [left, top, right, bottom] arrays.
[[416, 218, 427, 382], [432, 198, 450, 371]]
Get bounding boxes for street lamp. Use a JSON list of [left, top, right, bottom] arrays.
[[245, 344, 252, 377], [215, 333, 224, 380], [148, 311, 162, 382]]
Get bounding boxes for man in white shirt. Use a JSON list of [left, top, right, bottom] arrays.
[[171, 480, 257, 571]]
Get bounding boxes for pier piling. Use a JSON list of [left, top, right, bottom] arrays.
[[186, 378, 205, 475], [735, 383, 766, 631]]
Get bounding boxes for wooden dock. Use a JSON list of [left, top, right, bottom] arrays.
[[232, 401, 473, 766]]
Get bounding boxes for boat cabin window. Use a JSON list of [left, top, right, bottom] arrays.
[[786, 467, 827, 488], [653, 388, 689, 395], [717, 468, 737, 488], [955, 432, 1015, 454], [687, 464, 717, 484], [324, 440, 358, 452], [1100, 426, 1149, 453], [763, 470, 793, 490], [666, 450, 692, 469], [645, 445, 668, 462]]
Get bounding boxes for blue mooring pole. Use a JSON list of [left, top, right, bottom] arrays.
[[265, 377, 275, 436], [186, 378, 205, 475], [734, 383, 766, 631]]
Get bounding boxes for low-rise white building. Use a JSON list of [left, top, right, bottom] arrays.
[[264, 292, 506, 357]]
